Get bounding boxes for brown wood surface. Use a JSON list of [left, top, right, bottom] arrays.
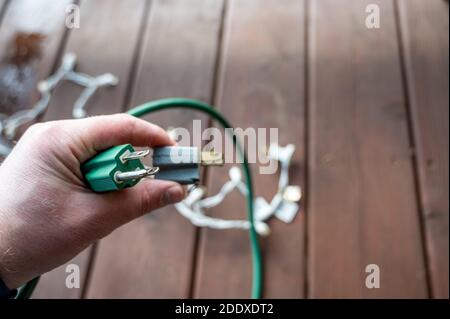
[[33, 0, 149, 298], [32, 251, 92, 299], [397, 0, 449, 299], [307, 0, 428, 298], [194, 0, 306, 298], [87, 0, 223, 298], [43, 0, 148, 121], [0, 0, 447, 299]]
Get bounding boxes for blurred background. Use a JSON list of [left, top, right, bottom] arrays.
[[0, 0, 448, 298]]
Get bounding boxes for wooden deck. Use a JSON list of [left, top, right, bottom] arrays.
[[0, 0, 448, 298]]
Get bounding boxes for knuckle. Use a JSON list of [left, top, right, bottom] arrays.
[[31, 121, 62, 136], [140, 187, 158, 215], [23, 122, 52, 143], [112, 114, 138, 139], [126, 115, 141, 140], [24, 122, 69, 150], [113, 113, 135, 125], [25, 122, 45, 135]]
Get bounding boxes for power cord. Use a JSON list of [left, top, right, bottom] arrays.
[[18, 98, 263, 299]]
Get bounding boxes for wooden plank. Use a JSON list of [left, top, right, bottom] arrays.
[[87, 0, 223, 298], [32, 251, 92, 299], [194, 0, 305, 298], [397, 0, 449, 299], [33, 0, 149, 298], [308, 0, 428, 298], [43, 0, 147, 121]]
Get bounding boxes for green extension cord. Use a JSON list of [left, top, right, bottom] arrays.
[[18, 98, 263, 299], [16, 276, 40, 299]]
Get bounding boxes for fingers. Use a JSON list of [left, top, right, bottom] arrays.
[[66, 114, 175, 162], [97, 179, 185, 226]]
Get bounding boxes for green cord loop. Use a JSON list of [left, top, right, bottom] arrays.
[[15, 276, 40, 299], [128, 98, 263, 299]]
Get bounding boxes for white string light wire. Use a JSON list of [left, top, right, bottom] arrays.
[[175, 143, 302, 236], [0, 53, 118, 148]]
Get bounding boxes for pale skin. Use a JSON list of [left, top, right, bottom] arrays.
[[0, 114, 185, 289]]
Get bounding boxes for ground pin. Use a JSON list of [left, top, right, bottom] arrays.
[[115, 167, 159, 182]]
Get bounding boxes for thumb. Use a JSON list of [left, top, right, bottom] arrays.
[[99, 179, 185, 225]]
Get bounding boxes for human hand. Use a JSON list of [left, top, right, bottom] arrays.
[[0, 114, 185, 288]]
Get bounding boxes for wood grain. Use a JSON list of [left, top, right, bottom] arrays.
[[0, 0, 445, 299], [42, 0, 147, 121], [194, 0, 306, 298], [397, 0, 449, 299], [33, 0, 149, 299], [87, 0, 223, 298], [307, 0, 428, 298]]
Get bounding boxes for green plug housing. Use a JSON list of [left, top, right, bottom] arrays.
[[81, 143, 223, 193], [81, 144, 145, 192]]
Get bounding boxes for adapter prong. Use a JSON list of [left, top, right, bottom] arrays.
[[115, 167, 159, 182], [201, 150, 224, 166]]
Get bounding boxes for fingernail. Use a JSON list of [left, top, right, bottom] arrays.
[[162, 185, 184, 205]]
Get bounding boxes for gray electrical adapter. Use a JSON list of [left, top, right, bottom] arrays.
[[152, 146, 223, 184]]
